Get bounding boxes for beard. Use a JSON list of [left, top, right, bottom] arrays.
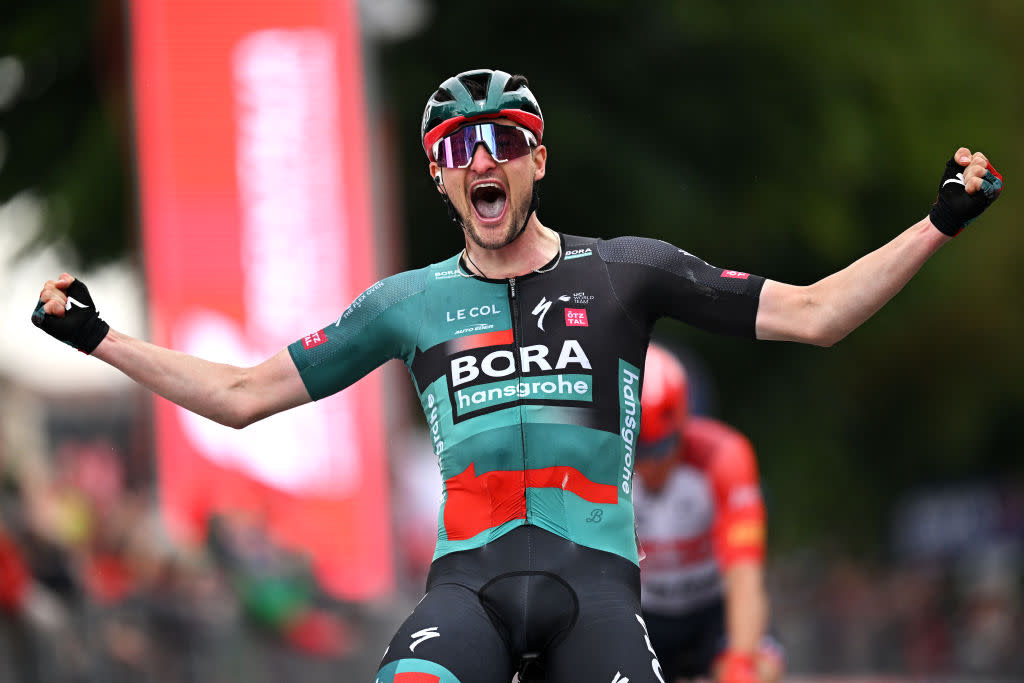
[[458, 179, 535, 251]]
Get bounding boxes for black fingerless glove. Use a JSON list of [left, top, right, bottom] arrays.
[[31, 279, 110, 354], [928, 156, 1003, 236]]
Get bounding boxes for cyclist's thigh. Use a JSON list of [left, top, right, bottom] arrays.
[[376, 583, 515, 683], [544, 587, 666, 683]]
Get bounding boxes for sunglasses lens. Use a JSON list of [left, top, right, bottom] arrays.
[[435, 124, 534, 168], [491, 125, 533, 161]]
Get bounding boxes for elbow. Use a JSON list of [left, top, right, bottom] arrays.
[[217, 400, 263, 430], [804, 300, 852, 347], [809, 326, 847, 348], [225, 415, 254, 430], [812, 330, 843, 348], [214, 410, 253, 430]]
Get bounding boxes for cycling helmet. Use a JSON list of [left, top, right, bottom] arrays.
[[639, 343, 689, 446], [421, 68, 544, 161]]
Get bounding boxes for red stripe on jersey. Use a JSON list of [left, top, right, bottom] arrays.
[[443, 463, 617, 541], [395, 673, 440, 683], [452, 328, 514, 352]]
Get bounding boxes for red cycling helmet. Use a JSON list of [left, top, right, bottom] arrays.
[[639, 343, 689, 449]]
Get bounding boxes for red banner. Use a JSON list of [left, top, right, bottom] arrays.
[[129, 0, 392, 600]]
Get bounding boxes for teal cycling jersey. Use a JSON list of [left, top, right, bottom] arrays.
[[287, 233, 764, 564]]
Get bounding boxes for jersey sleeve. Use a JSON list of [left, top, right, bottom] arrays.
[[597, 236, 764, 337], [287, 269, 426, 401], [699, 421, 767, 568]]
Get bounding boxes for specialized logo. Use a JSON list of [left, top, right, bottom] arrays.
[[565, 308, 589, 327], [635, 615, 666, 683], [409, 626, 440, 652], [302, 329, 328, 349], [531, 295, 571, 331], [943, 172, 966, 188], [721, 270, 749, 279], [564, 247, 593, 260]]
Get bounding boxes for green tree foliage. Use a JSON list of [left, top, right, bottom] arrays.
[[0, 0, 131, 268]]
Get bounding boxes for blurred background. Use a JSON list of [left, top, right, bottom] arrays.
[[1, 0, 1022, 681]]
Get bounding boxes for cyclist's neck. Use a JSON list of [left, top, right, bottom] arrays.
[[463, 221, 560, 279]]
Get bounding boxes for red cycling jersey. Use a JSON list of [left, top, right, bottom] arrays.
[[633, 415, 765, 615]]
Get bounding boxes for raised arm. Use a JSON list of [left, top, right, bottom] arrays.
[[32, 273, 311, 428], [755, 148, 1002, 346]]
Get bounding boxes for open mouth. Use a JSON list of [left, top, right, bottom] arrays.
[[471, 182, 507, 222]]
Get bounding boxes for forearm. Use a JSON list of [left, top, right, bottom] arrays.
[[757, 217, 950, 345], [724, 562, 768, 655], [92, 329, 300, 428]]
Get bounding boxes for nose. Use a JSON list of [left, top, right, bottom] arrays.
[[468, 142, 498, 172]]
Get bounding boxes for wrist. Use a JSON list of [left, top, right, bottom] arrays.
[[920, 215, 955, 244], [715, 649, 757, 683], [927, 204, 965, 237], [77, 318, 110, 355]]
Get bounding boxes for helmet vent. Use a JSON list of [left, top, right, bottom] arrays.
[[459, 72, 492, 100]]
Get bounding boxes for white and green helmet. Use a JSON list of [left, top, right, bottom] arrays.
[[421, 69, 544, 162]]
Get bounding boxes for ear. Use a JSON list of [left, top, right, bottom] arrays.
[[428, 162, 445, 193], [532, 145, 547, 181]]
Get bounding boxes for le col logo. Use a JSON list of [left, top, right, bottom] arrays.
[[446, 304, 502, 322]]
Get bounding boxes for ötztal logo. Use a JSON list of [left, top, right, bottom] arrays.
[[565, 308, 588, 327], [302, 329, 327, 349], [531, 295, 571, 331], [721, 270, 749, 279]]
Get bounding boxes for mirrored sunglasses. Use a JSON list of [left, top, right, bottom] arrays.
[[433, 123, 537, 169]]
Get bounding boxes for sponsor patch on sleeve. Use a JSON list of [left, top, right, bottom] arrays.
[[721, 270, 750, 279], [302, 329, 328, 349]]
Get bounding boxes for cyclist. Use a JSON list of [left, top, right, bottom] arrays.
[[32, 69, 1001, 683], [634, 343, 782, 683]]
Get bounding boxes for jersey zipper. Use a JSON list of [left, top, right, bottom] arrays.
[[508, 276, 529, 524]]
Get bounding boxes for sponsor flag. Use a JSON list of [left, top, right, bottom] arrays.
[[129, 0, 392, 599]]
